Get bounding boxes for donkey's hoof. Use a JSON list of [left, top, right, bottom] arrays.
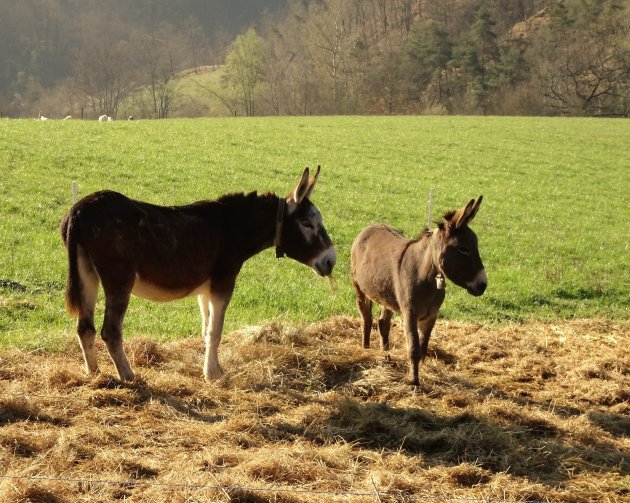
[[85, 366, 101, 375], [119, 371, 136, 382], [204, 367, 224, 381]]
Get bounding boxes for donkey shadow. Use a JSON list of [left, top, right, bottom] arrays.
[[316, 395, 628, 486], [86, 373, 226, 424]]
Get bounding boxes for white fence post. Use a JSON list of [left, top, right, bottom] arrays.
[[427, 187, 435, 228]]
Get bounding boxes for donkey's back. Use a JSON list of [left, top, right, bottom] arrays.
[[61, 190, 220, 305]]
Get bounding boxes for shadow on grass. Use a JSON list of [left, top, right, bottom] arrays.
[[0, 397, 69, 427], [587, 411, 630, 439]]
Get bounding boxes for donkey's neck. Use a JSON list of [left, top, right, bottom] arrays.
[[218, 192, 279, 261], [407, 231, 441, 283]]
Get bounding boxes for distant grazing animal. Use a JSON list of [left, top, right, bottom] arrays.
[[60, 167, 336, 382], [128, 116, 134, 121], [38, 113, 48, 121], [63, 115, 72, 120], [107, 116, 113, 122], [98, 115, 108, 121], [351, 197, 486, 385]]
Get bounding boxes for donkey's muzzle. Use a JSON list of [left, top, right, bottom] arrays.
[[312, 247, 336, 277], [466, 269, 487, 296]]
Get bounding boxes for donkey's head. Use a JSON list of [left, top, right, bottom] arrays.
[[276, 166, 336, 277], [436, 196, 486, 296]]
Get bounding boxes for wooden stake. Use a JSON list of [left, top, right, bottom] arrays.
[[428, 187, 435, 228]]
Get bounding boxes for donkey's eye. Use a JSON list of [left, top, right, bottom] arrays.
[[457, 247, 470, 255], [299, 219, 314, 229]]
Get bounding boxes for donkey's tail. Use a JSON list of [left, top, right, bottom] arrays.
[[60, 211, 82, 317]]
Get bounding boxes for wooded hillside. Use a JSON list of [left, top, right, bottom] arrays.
[[1, 0, 628, 118]]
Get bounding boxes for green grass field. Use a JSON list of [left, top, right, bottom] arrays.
[[0, 116, 628, 349]]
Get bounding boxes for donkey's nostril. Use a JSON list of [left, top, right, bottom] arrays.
[[322, 257, 335, 276], [466, 280, 486, 297], [313, 248, 336, 277], [467, 269, 487, 296]]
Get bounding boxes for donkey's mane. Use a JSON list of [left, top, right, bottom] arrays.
[[181, 191, 277, 216], [416, 227, 432, 240], [416, 208, 461, 238], [435, 209, 460, 231], [216, 190, 276, 206]]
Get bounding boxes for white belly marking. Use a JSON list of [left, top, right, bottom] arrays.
[[131, 276, 210, 302]]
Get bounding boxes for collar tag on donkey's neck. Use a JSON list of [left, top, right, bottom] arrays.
[[436, 272, 445, 290]]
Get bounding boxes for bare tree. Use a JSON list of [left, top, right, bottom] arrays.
[[182, 16, 209, 74], [72, 33, 133, 118], [306, 0, 354, 112], [134, 26, 187, 119], [534, 0, 630, 115], [259, 28, 288, 115]]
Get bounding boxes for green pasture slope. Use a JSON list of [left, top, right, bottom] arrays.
[[0, 116, 628, 349]]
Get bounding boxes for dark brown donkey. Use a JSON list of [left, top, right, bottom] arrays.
[[351, 197, 486, 385], [61, 167, 336, 382]]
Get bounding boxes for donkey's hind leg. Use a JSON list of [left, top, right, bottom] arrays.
[[101, 289, 134, 381], [76, 248, 100, 374], [353, 282, 373, 348], [378, 307, 393, 351]]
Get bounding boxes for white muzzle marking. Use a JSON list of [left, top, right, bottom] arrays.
[[311, 246, 336, 277]]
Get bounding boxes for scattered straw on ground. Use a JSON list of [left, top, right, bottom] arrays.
[[1, 318, 628, 502]]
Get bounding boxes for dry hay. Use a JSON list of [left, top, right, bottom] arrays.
[[0, 317, 628, 502]]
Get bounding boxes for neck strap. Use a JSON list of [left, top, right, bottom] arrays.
[[275, 197, 286, 258], [431, 229, 446, 290]]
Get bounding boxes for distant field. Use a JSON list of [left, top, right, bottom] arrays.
[[0, 116, 628, 348]]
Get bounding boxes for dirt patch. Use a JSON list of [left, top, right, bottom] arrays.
[[1, 318, 628, 502]]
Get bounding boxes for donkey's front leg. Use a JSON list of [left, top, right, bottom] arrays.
[[402, 310, 421, 386], [203, 289, 233, 381], [417, 315, 437, 364]]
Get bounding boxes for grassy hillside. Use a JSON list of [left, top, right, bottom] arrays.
[[116, 67, 233, 119], [0, 116, 628, 349]]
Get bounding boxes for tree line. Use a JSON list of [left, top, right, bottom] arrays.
[[0, 0, 281, 118], [1, 0, 629, 118], [230, 0, 630, 117]]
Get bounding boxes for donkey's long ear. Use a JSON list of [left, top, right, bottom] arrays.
[[453, 199, 476, 229], [466, 195, 483, 225], [451, 195, 483, 229], [304, 165, 321, 200], [289, 167, 311, 204]]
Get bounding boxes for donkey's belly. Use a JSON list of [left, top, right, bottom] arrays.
[[357, 266, 401, 312], [364, 286, 400, 313], [131, 276, 210, 302]]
